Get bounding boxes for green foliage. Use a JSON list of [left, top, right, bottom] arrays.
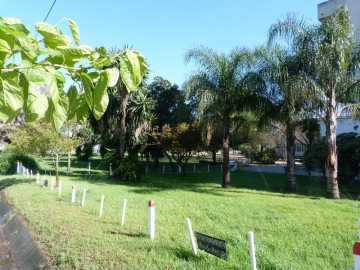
[[303, 133, 360, 184], [0, 152, 39, 174], [75, 125, 95, 161], [0, 17, 147, 130], [118, 155, 143, 182], [251, 146, 278, 164]]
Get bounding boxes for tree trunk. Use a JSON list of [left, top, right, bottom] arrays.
[[164, 151, 176, 172], [67, 151, 71, 172], [325, 93, 340, 199], [222, 115, 230, 188], [180, 163, 187, 177], [211, 149, 216, 163], [285, 126, 297, 191], [117, 84, 129, 161]]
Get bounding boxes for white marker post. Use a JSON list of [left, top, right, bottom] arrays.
[[248, 231, 257, 270], [148, 200, 155, 239], [71, 185, 76, 203], [88, 162, 91, 175], [19, 161, 22, 174], [51, 177, 54, 191], [179, 165, 181, 173], [36, 171, 40, 185], [59, 181, 62, 196], [186, 218, 197, 255], [27, 168, 29, 178], [16, 160, 19, 174], [121, 199, 127, 226], [30, 170, 33, 179], [99, 195, 105, 217], [354, 241, 360, 270], [81, 188, 87, 207]]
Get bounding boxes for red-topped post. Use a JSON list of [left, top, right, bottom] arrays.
[[148, 200, 155, 239]]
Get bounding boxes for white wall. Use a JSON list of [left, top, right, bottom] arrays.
[[319, 118, 360, 136], [318, 0, 360, 35]]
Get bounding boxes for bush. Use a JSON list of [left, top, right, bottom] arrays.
[[251, 147, 278, 164], [118, 155, 143, 182], [303, 133, 360, 184], [0, 152, 39, 174]]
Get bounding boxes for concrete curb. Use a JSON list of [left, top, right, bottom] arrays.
[[0, 189, 52, 270]]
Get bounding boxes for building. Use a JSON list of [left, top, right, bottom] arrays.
[[318, 0, 360, 33]]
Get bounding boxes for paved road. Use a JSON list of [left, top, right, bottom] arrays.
[[235, 160, 324, 177]]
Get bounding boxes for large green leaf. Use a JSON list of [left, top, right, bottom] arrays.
[[47, 88, 68, 130], [133, 50, 148, 77], [67, 19, 80, 46], [119, 49, 142, 92], [0, 39, 12, 64], [93, 71, 109, 120], [0, 17, 30, 37], [26, 94, 48, 121], [67, 85, 78, 120], [0, 78, 23, 123], [16, 37, 38, 61], [76, 91, 89, 124], [80, 72, 93, 109], [106, 67, 119, 87]]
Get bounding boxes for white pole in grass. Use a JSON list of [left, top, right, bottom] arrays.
[[30, 170, 33, 178], [51, 177, 54, 191], [186, 218, 197, 255], [248, 231, 257, 270], [163, 165, 165, 174], [179, 165, 181, 173], [16, 160, 19, 174], [19, 161, 22, 174], [27, 168, 29, 178], [121, 199, 127, 226], [59, 181, 62, 196], [71, 185, 76, 203], [99, 195, 105, 217], [36, 171, 40, 185], [81, 188, 87, 207], [148, 200, 155, 239], [88, 162, 91, 175]]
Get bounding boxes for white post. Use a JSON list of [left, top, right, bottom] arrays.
[[121, 199, 127, 226], [59, 181, 62, 196], [36, 171, 40, 185], [186, 218, 197, 255], [31, 170, 33, 178], [27, 168, 29, 178], [16, 160, 19, 174], [163, 165, 165, 174], [81, 188, 87, 207], [99, 195, 105, 217], [88, 162, 91, 174], [179, 165, 181, 173], [248, 231, 257, 270], [71, 185, 76, 203], [148, 200, 155, 239], [208, 164, 210, 172], [19, 161, 22, 174], [51, 177, 54, 191]]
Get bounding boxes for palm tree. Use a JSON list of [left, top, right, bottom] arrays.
[[267, 5, 360, 199], [184, 46, 267, 188], [256, 45, 312, 191]]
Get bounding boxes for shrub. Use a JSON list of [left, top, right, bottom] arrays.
[[251, 147, 278, 164], [118, 155, 143, 182], [0, 152, 39, 174]]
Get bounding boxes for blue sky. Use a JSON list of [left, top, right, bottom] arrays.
[[1, 0, 322, 87]]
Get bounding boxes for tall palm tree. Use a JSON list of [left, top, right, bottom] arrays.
[[268, 5, 360, 199], [184, 46, 267, 188], [256, 45, 311, 191]]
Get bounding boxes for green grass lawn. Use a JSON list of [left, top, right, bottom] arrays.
[[1, 156, 360, 269]]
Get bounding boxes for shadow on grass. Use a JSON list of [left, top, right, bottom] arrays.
[[0, 177, 34, 189], [29, 156, 360, 201], [106, 231, 148, 238]]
